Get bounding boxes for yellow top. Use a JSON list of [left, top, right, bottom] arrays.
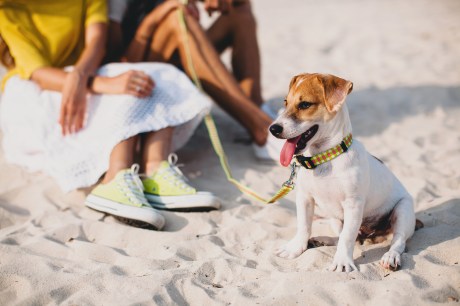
[[0, 0, 107, 87]]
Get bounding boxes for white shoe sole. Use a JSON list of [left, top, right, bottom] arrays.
[[85, 194, 165, 230], [144, 192, 221, 211]]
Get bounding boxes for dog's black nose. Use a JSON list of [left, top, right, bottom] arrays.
[[269, 124, 283, 136]]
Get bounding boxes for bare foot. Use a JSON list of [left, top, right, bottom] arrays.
[[249, 112, 272, 145]]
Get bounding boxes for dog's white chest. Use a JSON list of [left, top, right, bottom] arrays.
[[297, 169, 347, 219]]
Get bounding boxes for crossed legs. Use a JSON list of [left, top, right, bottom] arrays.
[[206, 1, 263, 105], [125, 2, 271, 145]]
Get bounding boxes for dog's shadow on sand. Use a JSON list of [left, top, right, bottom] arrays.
[[352, 198, 460, 268], [304, 199, 460, 270]]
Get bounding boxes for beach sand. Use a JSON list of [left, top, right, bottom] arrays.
[[1, 0, 460, 304]]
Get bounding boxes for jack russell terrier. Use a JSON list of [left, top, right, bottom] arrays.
[[269, 73, 418, 272]]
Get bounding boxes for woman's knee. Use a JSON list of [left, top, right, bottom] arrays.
[[142, 1, 184, 33]]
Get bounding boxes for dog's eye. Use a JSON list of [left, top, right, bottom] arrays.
[[298, 101, 313, 110]]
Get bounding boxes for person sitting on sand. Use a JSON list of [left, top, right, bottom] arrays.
[[106, 0, 281, 160], [0, 0, 220, 230]]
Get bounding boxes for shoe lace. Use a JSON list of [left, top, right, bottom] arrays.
[[162, 153, 194, 191], [118, 164, 149, 206]]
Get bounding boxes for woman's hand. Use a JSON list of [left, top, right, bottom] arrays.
[[91, 70, 155, 98], [59, 70, 88, 135]]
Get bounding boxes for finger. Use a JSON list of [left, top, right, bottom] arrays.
[[133, 74, 154, 90], [127, 88, 147, 98], [62, 108, 70, 136], [68, 103, 82, 135], [142, 79, 155, 93], [128, 83, 150, 97], [127, 71, 153, 96], [65, 109, 75, 136], [59, 104, 67, 135], [75, 107, 85, 133], [131, 72, 149, 86], [144, 80, 155, 93], [59, 116, 65, 135], [135, 71, 154, 85], [144, 74, 155, 88], [144, 75, 155, 88], [63, 119, 69, 136], [129, 81, 153, 97], [75, 96, 87, 133], [134, 70, 149, 77]]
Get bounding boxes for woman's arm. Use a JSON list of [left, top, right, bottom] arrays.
[[91, 70, 155, 98], [31, 22, 107, 91], [31, 22, 107, 135]]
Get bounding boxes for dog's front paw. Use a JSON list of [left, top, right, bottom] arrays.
[[328, 254, 357, 273], [380, 250, 401, 270], [275, 236, 308, 259]]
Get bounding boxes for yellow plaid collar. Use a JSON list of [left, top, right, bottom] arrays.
[[295, 134, 353, 170]]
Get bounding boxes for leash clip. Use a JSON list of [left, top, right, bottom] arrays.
[[283, 161, 299, 188]]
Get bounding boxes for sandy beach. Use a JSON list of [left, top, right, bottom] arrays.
[[1, 0, 460, 305]]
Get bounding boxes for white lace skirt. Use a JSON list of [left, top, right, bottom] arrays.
[[0, 63, 211, 191]]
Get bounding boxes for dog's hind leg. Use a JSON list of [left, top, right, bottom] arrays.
[[380, 196, 416, 270]]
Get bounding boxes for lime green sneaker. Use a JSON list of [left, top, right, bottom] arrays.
[[142, 154, 221, 211], [85, 165, 165, 230]]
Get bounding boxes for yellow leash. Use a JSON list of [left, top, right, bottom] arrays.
[[176, 3, 295, 204]]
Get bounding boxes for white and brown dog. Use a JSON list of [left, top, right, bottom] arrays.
[[270, 73, 418, 272]]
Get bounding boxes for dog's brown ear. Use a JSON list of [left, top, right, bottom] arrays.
[[289, 74, 303, 90], [320, 74, 353, 113]]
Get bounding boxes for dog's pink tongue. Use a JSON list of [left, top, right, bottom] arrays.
[[280, 136, 301, 167]]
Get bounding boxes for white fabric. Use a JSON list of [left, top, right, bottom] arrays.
[[0, 63, 211, 192]]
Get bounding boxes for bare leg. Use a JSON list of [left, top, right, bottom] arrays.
[[102, 136, 138, 183], [143, 127, 174, 176], [126, 4, 271, 145], [207, 1, 263, 105]]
